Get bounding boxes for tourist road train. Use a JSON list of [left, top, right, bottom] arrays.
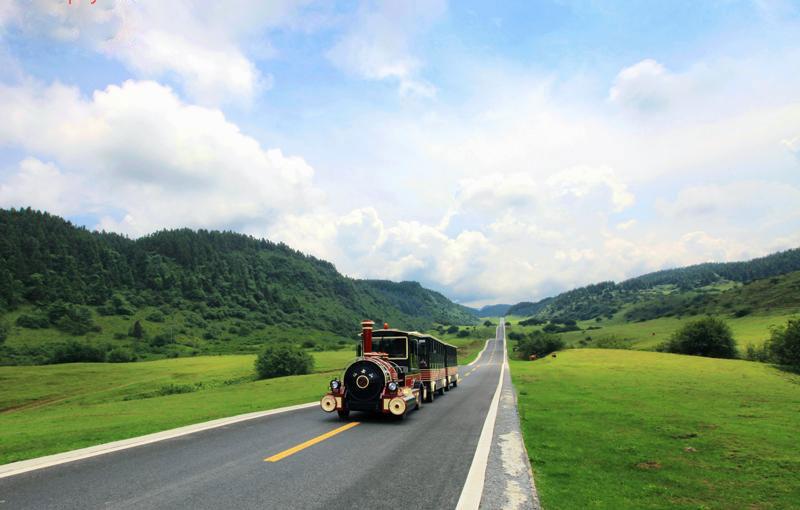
[[320, 320, 459, 419]]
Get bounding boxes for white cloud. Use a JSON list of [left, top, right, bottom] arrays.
[[783, 135, 800, 159], [0, 79, 320, 236], [4, 0, 312, 105], [326, 0, 445, 97], [0, 158, 80, 215]]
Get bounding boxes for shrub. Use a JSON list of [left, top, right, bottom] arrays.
[[0, 320, 8, 344], [744, 343, 771, 363], [150, 332, 175, 347], [49, 341, 106, 364], [768, 318, 800, 366], [55, 306, 99, 335], [15, 313, 49, 329], [483, 320, 494, 327], [129, 320, 145, 339], [255, 344, 314, 379], [146, 311, 165, 322], [662, 317, 737, 359], [519, 317, 545, 326], [457, 330, 469, 338], [446, 325, 459, 334], [514, 331, 565, 360], [107, 347, 136, 363], [733, 308, 752, 318]]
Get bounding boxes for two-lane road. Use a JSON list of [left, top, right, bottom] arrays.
[[0, 326, 507, 509]]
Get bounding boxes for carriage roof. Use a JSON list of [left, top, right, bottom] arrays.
[[371, 328, 456, 350]]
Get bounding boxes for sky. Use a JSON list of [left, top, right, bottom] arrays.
[[0, 0, 799, 307]]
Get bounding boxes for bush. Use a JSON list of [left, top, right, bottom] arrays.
[[446, 325, 459, 334], [49, 341, 106, 364], [744, 343, 771, 363], [150, 332, 175, 347], [55, 306, 99, 335], [519, 317, 545, 326], [661, 317, 737, 359], [15, 313, 49, 329], [768, 318, 800, 366], [0, 320, 8, 344], [255, 344, 314, 379], [107, 347, 136, 363], [129, 320, 145, 339], [483, 320, 494, 327], [146, 311, 165, 322], [457, 330, 469, 338], [514, 330, 565, 360]]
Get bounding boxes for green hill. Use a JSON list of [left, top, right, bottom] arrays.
[[0, 208, 477, 365], [507, 248, 800, 322]]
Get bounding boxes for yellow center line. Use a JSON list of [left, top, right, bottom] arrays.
[[264, 421, 360, 462]]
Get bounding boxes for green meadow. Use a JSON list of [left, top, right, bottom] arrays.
[[0, 337, 486, 465], [505, 311, 798, 351], [511, 349, 800, 509]]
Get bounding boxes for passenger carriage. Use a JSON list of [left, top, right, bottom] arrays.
[[320, 320, 459, 420]]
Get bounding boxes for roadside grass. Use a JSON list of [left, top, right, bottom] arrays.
[[511, 349, 800, 509], [0, 350, 352, 464]]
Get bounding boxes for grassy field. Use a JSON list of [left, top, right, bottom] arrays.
[[504, 312, 798, 351], [0, 336, 486, 465], [0, 350, 356, 464], [511, 349, 800, 509]]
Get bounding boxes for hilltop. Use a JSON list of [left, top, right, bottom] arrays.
[[505, 248, 800, 322], [0, 208, 477, 364]]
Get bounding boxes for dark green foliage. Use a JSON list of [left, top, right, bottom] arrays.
[[54, 306, 99, 335], [49, 341, 107, 363], [661, 317, 738, 359], [254, 344, 314, 379], [149, 331, 175, 348], [15, 313, 49, 329], [0, 209, 477, 357], [519, 317, 545, 326], [768, 318, 800, 366], [145, 311, 165, 322], [483, 320, 494, 327], [542, 322, 580, 333], [107, 347, 136, 363], [447, 325, 459, 334], [129, 320, 145, 339], [514, 331, 565, 359], [0, 320, 8, 344], [457, 329, 469, 337], [508, 248, 800, 322]]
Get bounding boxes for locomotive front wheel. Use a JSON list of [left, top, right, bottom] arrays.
[[436, 384, 445, 396], [337, 409, 350, 420]]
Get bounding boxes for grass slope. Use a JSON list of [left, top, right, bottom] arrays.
[[512, 349, 800, 509], [0, 337, 485, 465]]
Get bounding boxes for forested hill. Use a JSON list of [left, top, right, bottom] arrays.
[[0, 208, 477, 335], [506, 248, 800, 321]]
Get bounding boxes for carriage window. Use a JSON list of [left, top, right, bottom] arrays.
[[372, 337, 407, 359]]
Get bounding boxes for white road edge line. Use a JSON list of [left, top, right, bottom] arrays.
[[467, 338, 491, 367], [456, 327, 508, 510], [0, 401, 318, 479], [1, 333, 494, 480]]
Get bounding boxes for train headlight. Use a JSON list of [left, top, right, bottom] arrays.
[[387, 381, 398, 392], [330, 379, 340, 391]]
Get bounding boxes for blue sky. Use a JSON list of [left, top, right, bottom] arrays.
[[1, 0, 799, 306]]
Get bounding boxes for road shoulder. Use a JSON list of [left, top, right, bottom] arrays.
[[480, 361, 541, 510]]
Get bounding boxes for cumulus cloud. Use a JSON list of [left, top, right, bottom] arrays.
[[0, 79, 320, 236], [326, 0, 445, 97], [4, 0, 312, 105], [784, 135, 800, 159]]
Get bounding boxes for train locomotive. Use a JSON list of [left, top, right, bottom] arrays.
[[320, 320, 459, 420]]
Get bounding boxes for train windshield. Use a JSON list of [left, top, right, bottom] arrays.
[[372, 337, 407, 359]]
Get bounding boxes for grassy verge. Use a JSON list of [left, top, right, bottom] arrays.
[[0, 350, 353, 464], [511, 349, 800, 509]]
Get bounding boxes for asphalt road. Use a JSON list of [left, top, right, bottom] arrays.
[[0, 326, 506, 510]]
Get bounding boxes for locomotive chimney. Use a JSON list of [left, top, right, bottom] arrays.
[[361, 320, 374, 353]]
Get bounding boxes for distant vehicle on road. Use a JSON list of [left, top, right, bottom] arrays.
[[320, 320, 458, 420]]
